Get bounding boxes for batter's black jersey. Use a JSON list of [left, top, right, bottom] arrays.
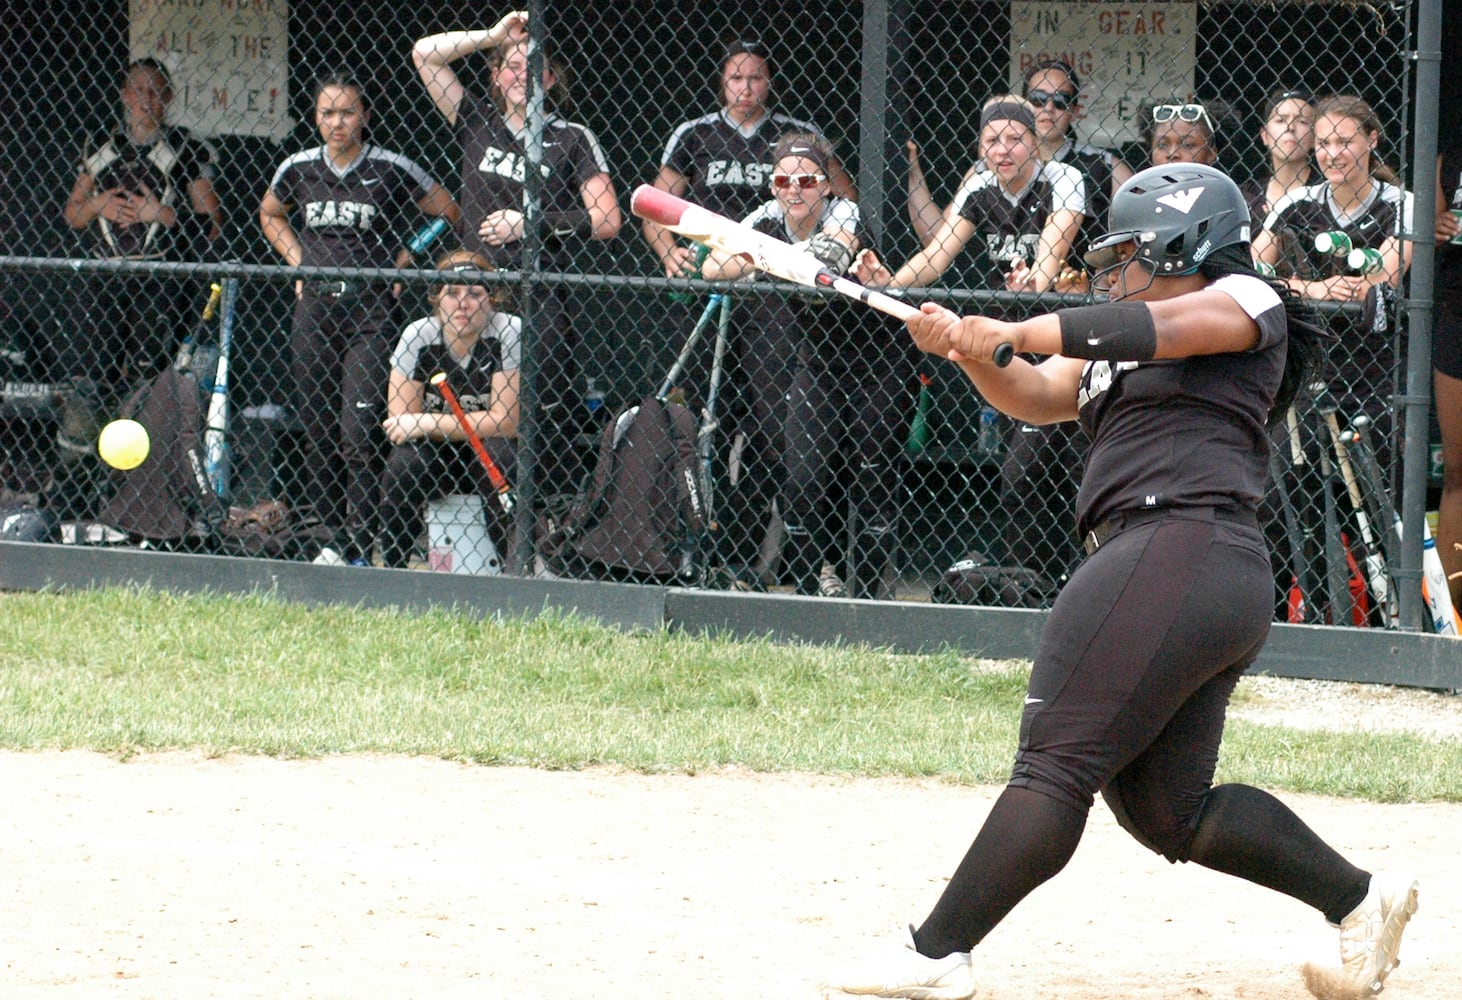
[[79, 126, 216, 259], [660, 110, 830, 222], [454, 90, 611, 269], [268, 144, 439, 269], [948, 159, 1086, 289], [1073, 274, 1288, 534], [742, 196, 916, 373], [1261, 179, 1414, 279]]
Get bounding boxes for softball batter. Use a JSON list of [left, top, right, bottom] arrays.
[[839, 164, 1418, 1000]]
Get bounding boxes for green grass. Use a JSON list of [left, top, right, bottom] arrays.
[[2, 586, 1458, 802]]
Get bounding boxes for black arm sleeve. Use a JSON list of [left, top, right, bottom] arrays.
[[542, 208, 593, 238], [1058, 302, 1157, 361]]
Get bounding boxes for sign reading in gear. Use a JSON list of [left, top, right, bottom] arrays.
[[1008, 1, 1198, 149]]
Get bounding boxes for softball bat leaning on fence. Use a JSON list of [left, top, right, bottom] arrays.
[[204, 276, 239, 500], [628, 184, 1013, 367]]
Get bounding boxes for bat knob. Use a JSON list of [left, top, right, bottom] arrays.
[[992, 342, 1015, 368]]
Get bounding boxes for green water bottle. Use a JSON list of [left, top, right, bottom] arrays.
[[906, 374, 933, 455], [1314, 231, 1353, 256], [668, 243, 712, 302], [1346, 247, 1384, 275]]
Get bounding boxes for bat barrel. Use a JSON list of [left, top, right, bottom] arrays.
[[630, 184, 688, 227]]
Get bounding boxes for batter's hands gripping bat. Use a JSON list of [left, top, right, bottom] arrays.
[[629, 185, 1015, 367], [429, 372, 515, 514], [204, 277, 238, 499]]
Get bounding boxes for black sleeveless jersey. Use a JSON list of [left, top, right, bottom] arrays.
[[1073, 274, 1288, 533]]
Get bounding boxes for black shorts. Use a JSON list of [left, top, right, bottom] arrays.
[[1435, 287, 1462, 380]]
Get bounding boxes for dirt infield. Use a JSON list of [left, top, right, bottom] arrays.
[[1, 751, 1457, 999]]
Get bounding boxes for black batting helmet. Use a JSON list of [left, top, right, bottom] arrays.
[[1084, 163, 1250, 276]]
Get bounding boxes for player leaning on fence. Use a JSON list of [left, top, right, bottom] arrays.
[[866, 97, 1083, 295], [699, 134, 916, 599], [836, 164, 1419, 1000]]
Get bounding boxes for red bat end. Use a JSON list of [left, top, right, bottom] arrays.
[[630, 184, 688, 228]]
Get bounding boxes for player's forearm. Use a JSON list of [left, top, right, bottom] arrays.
[[64, 188, 101, 229], [890, 248, 943, 289], [470, 405, 518, 440], [260, 214, 302, 267], [644, 220, 681, 265], [412, 30, 496, 67]]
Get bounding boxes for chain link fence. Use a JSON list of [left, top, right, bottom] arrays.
[[0, 1, 1435, 626]]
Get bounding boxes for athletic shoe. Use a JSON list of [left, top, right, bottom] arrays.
[[819, 562, 849, 598], [1302, 872, 1419, 999], [836, 925, 976, 1000]]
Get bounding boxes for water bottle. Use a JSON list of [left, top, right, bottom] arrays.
[[667, 243, 712, 303], [978, 403, 1002, 458], [584, 376, 606, 417], [1254, 260, 1277, 277], [905, 375, 933, 455], [1314, 231, 1353, 256], [1346, 247, 1384, 275], [406, 217, 450, 257]]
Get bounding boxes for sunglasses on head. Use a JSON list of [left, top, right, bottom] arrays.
[[772, 172, 825, 190], [1026, 88, 1076, 111], [1152, 103, 1213, 127]]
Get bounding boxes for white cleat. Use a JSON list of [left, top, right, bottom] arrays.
[[1302, 872, 1419, 999], [836, 925, 977, 1000]]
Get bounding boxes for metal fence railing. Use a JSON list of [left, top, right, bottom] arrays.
[[0, 0, 1444, 629]]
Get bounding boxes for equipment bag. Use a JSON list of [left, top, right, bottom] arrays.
[[214, 499, 336, 561], [932, 553, 1059, 609], [546, 394, 707, 582], [96, 367, 225, 541]]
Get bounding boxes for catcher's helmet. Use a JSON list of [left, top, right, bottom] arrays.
[[1084, 163, 1250, 276]]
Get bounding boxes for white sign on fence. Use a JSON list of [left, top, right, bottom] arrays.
[[129, 0, 291, 140], [1009, 1, 1197, 148]]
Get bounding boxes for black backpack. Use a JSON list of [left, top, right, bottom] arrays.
[[96, 367, 225, 542], [931, 553, 1059, 610], [545, 394, 707, 582]]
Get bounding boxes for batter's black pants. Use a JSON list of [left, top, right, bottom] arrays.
[[914, 508, 1370, 955]]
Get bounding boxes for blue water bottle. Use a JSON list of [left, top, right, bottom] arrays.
[[407, 217, 450, 257], [978, 404, 1002, 458]]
